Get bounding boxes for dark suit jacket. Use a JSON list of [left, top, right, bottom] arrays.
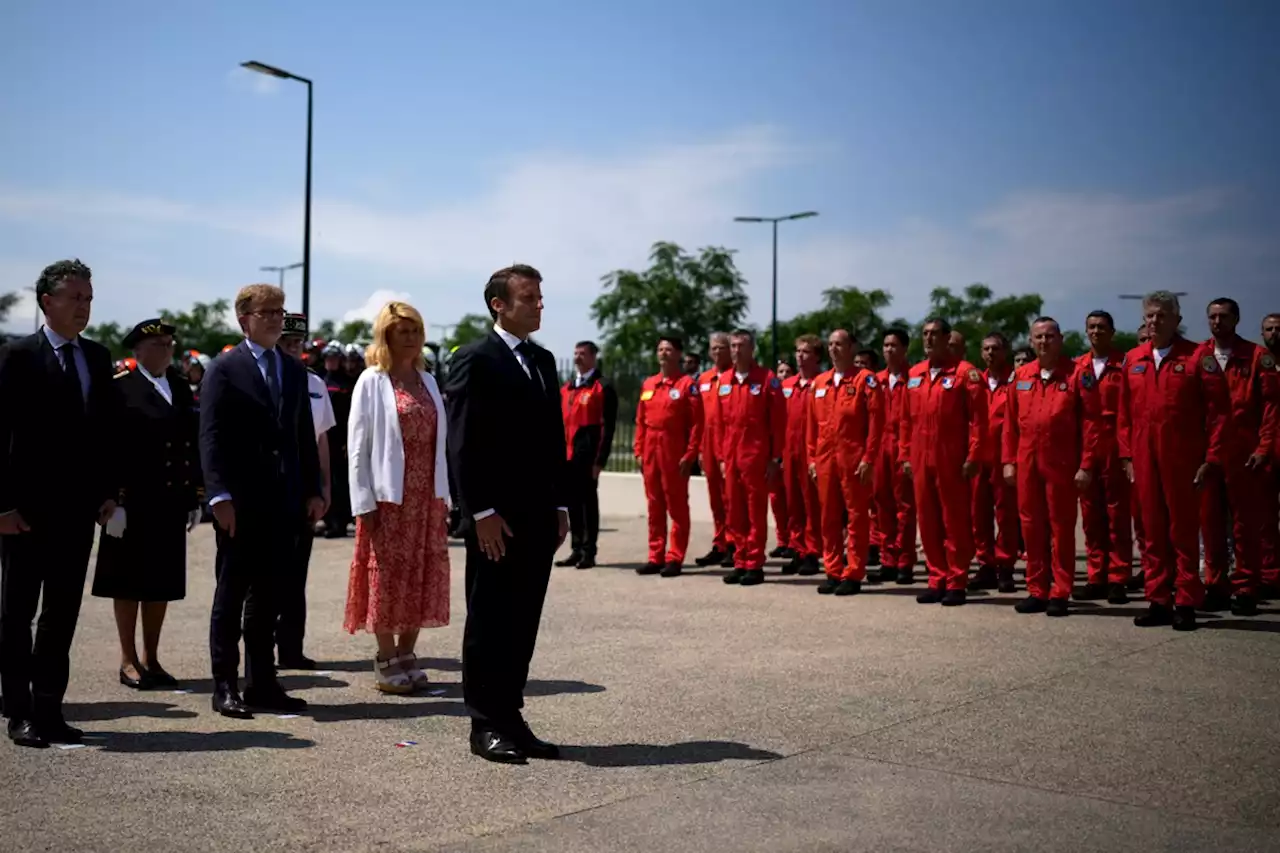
[[115, 367, 203, 513], [0, 331, 119, 526], [198, 341, 321, 522], [445, 331, 568, 528]]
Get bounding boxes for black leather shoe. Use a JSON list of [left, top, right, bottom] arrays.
[[1126, 574, 1145, 592], [867, 545, 881, 567], [1075, 582, 1107, 601], [896, 568, 916, 585], [555, 551, 583, 568], [40, 721, 83, 744], [738, 569, 765, 586], [780, 555, 802, 575], [694, 547, 727, 567], [1201, 591, 1231, 613], [997, 569, 1017, 594], [470, 728, 527, 764], [1172, 605, 1198, 631], [797, 555, 822, 576], [970, 565, 997, 591], [1046, 598, 1070, 617], [244, 685, 307, 713], [636, 562, 662, 576], [511, 721, 560, 760], [719, 548, 737, 569], [817, 577, 840, 595], [660, 562, 682, 578], [1107, 583, 1130, 606], [277, 656, 316, 671], [145, 665, 180, 688], [1015, 596, 1048, 614], [7, 719, 48, 749], [1134, 603, 1173, 628], [722, 568, 746, 584], [769, 546, 788, 559], [877, 566, 900, 583], [834, 579, 862, 596], [917, 588, 945, 604], [1231, 595, 1258, 617], [576, 555, 596, 570], [119, 666, 154, 690], [212, 685, 254, 719], [941, 589, 967, 607]]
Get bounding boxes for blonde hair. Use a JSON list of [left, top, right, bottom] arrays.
[[234, 283, 285, 317], [366, 301, 426, 371]]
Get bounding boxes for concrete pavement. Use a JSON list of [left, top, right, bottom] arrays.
[[1, 517, 1278, 853]]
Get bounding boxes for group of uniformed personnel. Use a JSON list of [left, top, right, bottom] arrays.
[[632, 292, 1280, 632]]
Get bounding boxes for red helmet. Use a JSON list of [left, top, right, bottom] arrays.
[[221, 344, 236, 354]]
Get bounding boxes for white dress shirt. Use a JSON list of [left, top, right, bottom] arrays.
[[140, 367, 173, 405], [307, 372, 336, 441], [43, 326, 90, 402]]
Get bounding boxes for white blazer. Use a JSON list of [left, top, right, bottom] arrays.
[[348, 368, 450, 516]]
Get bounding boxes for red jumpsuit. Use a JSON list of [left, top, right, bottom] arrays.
[[1118, 339, 1230, 608], [1002, 362, 1102, 600], [781, 374, 821, 560], [769, 462, 790, 551], [874, 369, 917, 573], [1195, 338, 1280, 598], [697, 366, 729, 552], [1075, 351, 1134, 586], [900, 361, 988, 591], [972, 369, 1019, 576], [713, 366, 786, 570], [807, 368, 884, 581], [635, 373, 704, 566]]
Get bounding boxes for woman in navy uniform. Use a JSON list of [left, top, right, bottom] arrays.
[[91, 320, 203, 689]]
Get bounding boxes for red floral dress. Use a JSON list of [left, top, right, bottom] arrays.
[[344, 377, 450, 634]]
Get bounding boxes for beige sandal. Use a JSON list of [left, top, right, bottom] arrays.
[[374, 655, 413, 695], [396, 654, 431, 691]]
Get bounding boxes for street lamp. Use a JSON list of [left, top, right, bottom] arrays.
[[241, 60, 314, 321], [260, 262, 304, 294], [733, 211, 819, 370]]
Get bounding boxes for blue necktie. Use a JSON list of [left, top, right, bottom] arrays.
[[263, 349, 281, 412]]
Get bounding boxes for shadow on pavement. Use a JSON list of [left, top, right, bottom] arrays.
[[1200, 618, 1280, 634], [311, 658, 461, 674], [64, 701, 199, 722], [175, 674, 351, 695], [306, 700, 469, 722], [561, 740, 783, 767], [87, 730, 315, 753]]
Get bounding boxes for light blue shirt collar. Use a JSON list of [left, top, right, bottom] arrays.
[[42, 326, 79, 350]]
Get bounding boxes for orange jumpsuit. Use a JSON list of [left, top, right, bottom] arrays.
[[696, 366, 729, 552], [1002, 362, 1102, 600], [874, 369, 917, 573], [1194, 337, 1280, 598], [972, 369, 1019, 576], [713, 366, 787, 570], [635, 373, 704, 566], [1118, 339, 1230, 608], [807, 367, 884, 581], [900, 361, 988, 591], [781, 374, 821, 560], [1074, 350, 1133, 587]]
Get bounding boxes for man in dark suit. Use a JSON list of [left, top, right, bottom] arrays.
[[0, 259, 120, 748], [446, 264, 570, 764], [555, 341, 618, 570], [199, 284, 324, 719]]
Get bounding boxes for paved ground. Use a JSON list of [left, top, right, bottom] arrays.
[[2, 517, 1279, 853]]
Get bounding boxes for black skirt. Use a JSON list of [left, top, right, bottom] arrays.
[[91, 504, 188, 602]]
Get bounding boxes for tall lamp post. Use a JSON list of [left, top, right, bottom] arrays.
[[241, 60, 313, 321], [733, 211, 819, 370], [261, 262, 304, 294]]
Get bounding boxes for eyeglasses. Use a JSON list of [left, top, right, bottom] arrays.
[[252, 309, 286, 320]]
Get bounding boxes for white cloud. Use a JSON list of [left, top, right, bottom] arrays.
[[342, 289, 414, 324]]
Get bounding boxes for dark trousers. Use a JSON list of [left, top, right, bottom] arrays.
[[0, 518, 95, 724], [210, 514, 292, 689], [276, 521, 313, 661], [566, 455, 600, 556], [323, 441, 351, 535], [462, 509, 556, 732]]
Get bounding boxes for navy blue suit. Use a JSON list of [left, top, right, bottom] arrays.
[[199, 341, 320, 688]]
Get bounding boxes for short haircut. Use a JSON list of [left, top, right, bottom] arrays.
[[658, 334, 684, 351], [709, 331, 730, 345], [1086, 310, 1115, 330], [922, 317, 952, 336], [795, 333, 822, 351], [855, 348, 881, 367], [1208, 297, 1240, 318], [730, 329, 754, 342], [883, 327, 909, 348], [1264, 313, 1280, 325], [1142, 290, 1181, 316], [982, 331, 1010, 348], [484, 264, 542, 319], [1014, 346, 1035, 360], [234, 283, 285, 317], [367, 301, 425, 372], [35, 259, 92, 302], [575, 340, 599, 354], [1031, 316, 1061, 334]]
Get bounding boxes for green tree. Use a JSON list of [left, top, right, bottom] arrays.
[[592, 242, 749, 371], [314, 319, 337, 341], [909, 284, 1044, 363], [0, 292, 18, 326], [160, 299, 241, 356], [336, 319, 372, 343], [1063, 328, 1139, 359], [85, 321, 127, 360], [443, 313, 493, 351], [763, 287, 898, 369]]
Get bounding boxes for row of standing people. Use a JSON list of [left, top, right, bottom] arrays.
[[633, 293, 1280, 632]]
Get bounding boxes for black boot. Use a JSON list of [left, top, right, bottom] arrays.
[[555, 551, 583, 568], [719, 547, 737, 569], [1201, 589, 1232, 613], [896, 567, 916, 585], [1107, 583, 1130, 605], [660, 562, 683, 578], [1126, 574, 1145, 592], [1075, 582, 1107, 601], [722, 568, 746, 585], [867, 545, 881, 567], [1231, 595, 1258, 616], [797, 555, 822, 576], [769, 546, 788, 559], [916, 587, 945, 604], [997, 568, 1016, 594], [817, 576, 840, 595], [780, 555, 802, 575], [1134, 603, 1173, 627], [1015, 596, 1048, 614], [941, 589, 967, 607], [877, 565, 900, 584], [970, 565, 997, 591], [1172, 605, 1198, 632], [834, 579, 862, 596], [739, 569, 766, 586], [1046, 598, 1070, 617], [576, 552, 596, 569], [694, 546, 727, 567], [635, 562, 662, 576]]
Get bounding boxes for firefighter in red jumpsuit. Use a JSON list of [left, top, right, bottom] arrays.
[[854, 348, 884, 569], [972, 333, 1019, 593], [874, 329, 918, 584], [712, 330, 786, 586], [1196, 298, 1280, 615], [808, 330, 883, 595], [694, 333, 734, 568], [900, 318, 988, 606], [633, 335, 704, 578], [780, 336, 823, 576], [1003, 317, 1102, 616], [1074, 310, 1134, 604], [1262, 313, 1280, 599], [1119, 291, 1230, 631], [1128, 322, 1152, 591], [769, 361, 795, 559]]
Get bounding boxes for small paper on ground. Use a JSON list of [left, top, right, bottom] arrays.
[[57, 743, 87, 750]]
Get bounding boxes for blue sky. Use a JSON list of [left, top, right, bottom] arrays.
[[2, 0, 1276, 352]]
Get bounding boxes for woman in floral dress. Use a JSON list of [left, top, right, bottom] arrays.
[[345, 302, 451, 693]]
